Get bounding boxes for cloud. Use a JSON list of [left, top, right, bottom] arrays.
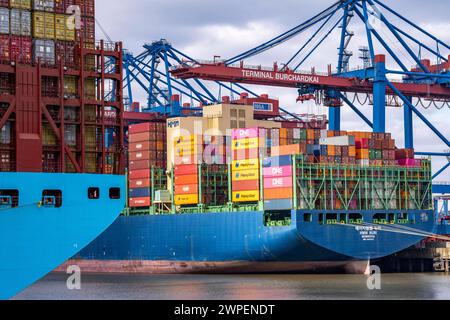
[[95, 0, 450, 181]]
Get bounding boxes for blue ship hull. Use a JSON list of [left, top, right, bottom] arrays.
[[77, 209, 436, 274], [0, 173, 125, 300]]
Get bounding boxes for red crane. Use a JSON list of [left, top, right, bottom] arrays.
[[171, 59, 450, 100]]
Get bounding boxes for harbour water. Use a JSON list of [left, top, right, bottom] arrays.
[[12, 273, 450, 300]]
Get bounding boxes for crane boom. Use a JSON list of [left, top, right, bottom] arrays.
[[171, 61, 450, 100]]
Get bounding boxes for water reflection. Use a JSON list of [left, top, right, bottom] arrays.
[[13, 273, 450, 300]]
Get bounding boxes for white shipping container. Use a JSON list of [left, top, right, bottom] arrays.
[[0, 122, 11, 144], [154, 190, 171, 203], [33, 0, 55, 12], [10, 9, 31, 36], [0, 8, 9, 35], [64, 124, 77, 146], [320, 135, 355, 146], [33, 39, 55, 65]]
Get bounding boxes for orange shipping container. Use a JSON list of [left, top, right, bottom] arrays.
[[356, 149, 369, 160], [271, 144, 300, 157], [264, 187, 293, 200], [232, 180, 259, 192], [328, 145, 335, 156], [174, 174, 198, 185], [349, 146, 356, 157], [232, 148, 260, 161], [174, 164, 198, 176]]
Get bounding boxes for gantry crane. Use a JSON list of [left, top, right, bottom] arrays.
[[170, 0, 450, 191]]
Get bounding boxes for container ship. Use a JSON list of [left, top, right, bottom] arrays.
[[0, 0, 125, 299], [74, 96, 436, 274]]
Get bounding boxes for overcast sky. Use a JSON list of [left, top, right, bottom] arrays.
[[96, 0, 450, 181]]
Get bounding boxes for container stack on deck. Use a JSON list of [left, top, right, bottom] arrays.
[[263, 155, 294, 211], [128, 122, 167, 207], [0, 0, 124, 174], [124, 102, 432, 214], [231, 128, 264, 203]]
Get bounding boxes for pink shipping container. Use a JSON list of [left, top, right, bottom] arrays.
[[264, 177, 293, 189], [263, 165, 293, 178], [397, 159, 422, 167], [232, 128, 266, 140], [0, 1, 9, 7]]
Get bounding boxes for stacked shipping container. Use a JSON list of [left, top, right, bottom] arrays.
[[173, 164, 199, 206], [0, 0, 94, 66], [231, 128, 263, 203], [0, 0, 125, 174], [263, 155, 294, 210], [128, 123, 167, 207]]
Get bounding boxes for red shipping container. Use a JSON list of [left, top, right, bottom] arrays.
[[129, 131, 154, 143], [395, 148, 414, 160], [174, 184, 198, 195], [129, 169, 150, 179], [174, 164, 198, 176], [56, 41, 75, 69], [355, 138, 369, 149], [129, 197, 151, 208], [129, 159, 156, 170], [232, 180, 259, 192], [129, 178, 151, 189], [55, 0, 75, 14], [76, 16, 95, 43], [129, 151, 154, 161], [129, 141, 152, 152], [129, 122, 157, 134], [10, 36, 32, 65], [0, 0, 8, 7], [0, 35, 9, 62], [174, 154, 203, 165]]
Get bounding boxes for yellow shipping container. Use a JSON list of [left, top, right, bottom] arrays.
[[85, 126, 96, 150], [232, 159, 259, 171], [32, 12, 55, 39], [44, 13, 55, 39], [42, 124, 58, 146], [55, 14, 66, 41], [173, 135, 203, 146], [32, 12, 45, 38], [174, 194, 199, 206], [64, 76, 77, 97], [65, 14, 75, 41], [84, 78, 96, 100], [174, 145, 202, 156], [10, 0, 31, 9], [232, 169, 259, 181], [232, 137, 259, 151], [84, 106, 97, 122], [232, 190, 260, 203]]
